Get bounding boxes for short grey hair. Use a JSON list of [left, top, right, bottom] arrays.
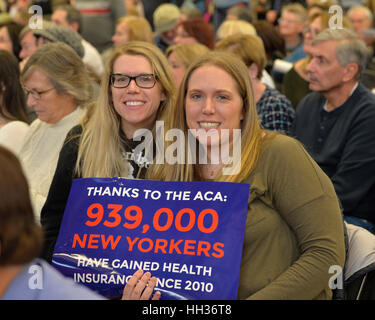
[[55, 4, 83, 34], [347, 5, 373, 22], [312, 28, 370, 80], [281, 3, 307, 23]]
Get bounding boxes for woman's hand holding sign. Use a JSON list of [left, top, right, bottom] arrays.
[[122, 269, 161, 300]]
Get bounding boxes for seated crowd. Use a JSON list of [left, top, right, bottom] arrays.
[[1, 0, 375, 300]]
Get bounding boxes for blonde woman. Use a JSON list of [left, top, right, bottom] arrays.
[[102, 15, 154, 65], [216, 33, 295, 136], [41, 41, 176, 263], [166, 42, 209, 87], [215, 19, 257, 43], [146, 51, 346, 299], [112, 16, 154, 47]]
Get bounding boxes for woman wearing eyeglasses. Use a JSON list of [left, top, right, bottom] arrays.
[[18, 42, 92, 224], [40, 41, 176, 275]]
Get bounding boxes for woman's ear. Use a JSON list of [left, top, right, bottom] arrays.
[[248, 63, 259, 80], [160, 91, 166, 102]]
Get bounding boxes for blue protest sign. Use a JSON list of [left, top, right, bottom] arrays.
[[52, 178, 249, 299]]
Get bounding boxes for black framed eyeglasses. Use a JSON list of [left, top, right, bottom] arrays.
[[110, 73, 157, 89]]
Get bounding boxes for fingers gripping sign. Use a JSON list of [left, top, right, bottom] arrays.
[[122, 269, 161, 300]]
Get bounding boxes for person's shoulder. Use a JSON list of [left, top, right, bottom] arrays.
[[18, 119, 46, 150], [36, 259, 105, 300], [257, 133, 302, 166], [263, 133, 301, 154], [68, 124, 83, 137], [258, 133, 330, 186], [61, 124, 83, 152], [28, 118, 44, 130], [296, 91, 322, 113], [354, 83, 375, 107], [0, 121, 29, 135], [264, 87, 292, 105]]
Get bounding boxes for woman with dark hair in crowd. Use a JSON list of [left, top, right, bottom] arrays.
[[253, 20, 285, 75], [0, 49, 29, 155], [174, 17, 215, 49], [0, 21, 23, 59]]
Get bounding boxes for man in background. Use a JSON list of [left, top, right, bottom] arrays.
[[294, 28, 375, 233], [347, 5, 374, 46], [153, 3, 181, 53], [73, 0, 126, 53], [52, 4, 104, 78]]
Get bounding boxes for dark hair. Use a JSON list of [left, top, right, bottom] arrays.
[[0, 50, 28, 123], [0, 146, 43, 265], [178, 17, 214, 49], [253, 20, 285, 58], [0, 22, 23, 59], [55, 4, 83, 34]]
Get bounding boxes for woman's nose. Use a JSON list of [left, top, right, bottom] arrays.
[[202, 98, 215, 114]]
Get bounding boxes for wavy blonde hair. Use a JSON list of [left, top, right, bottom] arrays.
[[216, 20, 257, 41], [75, 41, 176, 178], [117, 15, 154, 44], [215, 33, 267, 79], [166, 43, 210, 69], [146, 51, 267, 183]]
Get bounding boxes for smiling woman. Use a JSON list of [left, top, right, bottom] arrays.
[[146, 51, 346, 299], [185, 64, 244, 161], [110, 54, 166, 139], [40, 41, 176, 268]]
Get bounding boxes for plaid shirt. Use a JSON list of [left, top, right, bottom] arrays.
[[256, 86, 295, 136]]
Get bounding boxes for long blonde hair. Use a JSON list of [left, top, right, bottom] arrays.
[[75, 41, 176, 178], [146, 51, 266, 183]]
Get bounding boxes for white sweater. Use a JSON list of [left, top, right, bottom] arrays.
[[19, 107, 86, 223]]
